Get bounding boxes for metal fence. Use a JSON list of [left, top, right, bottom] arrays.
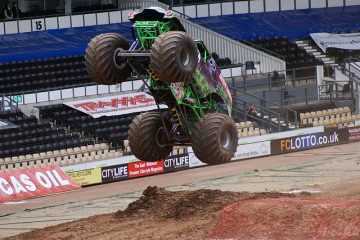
[[231, 87, 299, 131]]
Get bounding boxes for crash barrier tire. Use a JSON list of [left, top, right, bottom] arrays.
[[85, 33, 132, 85], [191, 113, 238, 165], [151, 31, 198, 83]]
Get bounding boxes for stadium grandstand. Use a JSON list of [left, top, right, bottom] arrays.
[[0, 0, 359, 174]]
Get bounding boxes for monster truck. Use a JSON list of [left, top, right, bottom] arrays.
[[85, 7, 238, 165]]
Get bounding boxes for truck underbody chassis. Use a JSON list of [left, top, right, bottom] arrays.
[[115, 50, 151, 75], [115, 49, 193, 145]]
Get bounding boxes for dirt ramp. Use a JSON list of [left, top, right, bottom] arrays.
[[116, 186, 293, 219], [208, 198, 360, 240]]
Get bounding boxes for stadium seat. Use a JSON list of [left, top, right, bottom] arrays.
[[260, 129, 267, 135], [114, 151, 122, 157]]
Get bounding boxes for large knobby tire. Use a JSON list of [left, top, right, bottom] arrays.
[[85, 33, 132, 85], [150, 31, 198, 83], [191, 113, 238, 165], [128, 112, 173, 161]]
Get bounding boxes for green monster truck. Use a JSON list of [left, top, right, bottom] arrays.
[[85, 7, 238, 165]]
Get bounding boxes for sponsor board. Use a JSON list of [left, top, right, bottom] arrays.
[[101, 163, 128, 183], [232, 141, 271, 160], [128, 161, 164, 178], [164, 153, 190, 172], [310, 32, 360, 53], [271, 128, 349, 154], [348, 126, 360, 142], [355, 120, 360, 127], [66, 168, 102, 186], [61, 155, 137, 172], [188, 141, 271, 168], [0, 165, 80, 203], [64, 92, 167, 118], [187, 148, 206, 168]]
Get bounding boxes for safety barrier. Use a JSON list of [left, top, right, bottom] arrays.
[[62, 124, 360, 187]]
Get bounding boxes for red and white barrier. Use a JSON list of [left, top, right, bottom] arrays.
[[0, 165, 81, 203]]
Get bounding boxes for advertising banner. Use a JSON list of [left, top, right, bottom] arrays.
[[101, 163, 128, 183], [187, 148, 206, 168], [188, 141, 271, 168], [67, 168, 102, 186], [348, 126, 360, 142], [128, 161, 164, 178], [164, 153, 190, 172], [64, 92, 167, 118], [0, 165, 81, 203], [62, 155, 137, 173], [232, 141, 271, 160], [310, 32, 360, 53], [355, 120, 360, 127], [271, 128, 349, 154]]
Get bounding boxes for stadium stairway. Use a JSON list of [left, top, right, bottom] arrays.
[[295, 40, 338, 67]]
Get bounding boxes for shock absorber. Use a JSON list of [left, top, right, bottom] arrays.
[[170, 107, 182, 131], [146, 66, 160, 81]]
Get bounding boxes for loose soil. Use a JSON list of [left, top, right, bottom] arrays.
[[4, 184, 360, 240]]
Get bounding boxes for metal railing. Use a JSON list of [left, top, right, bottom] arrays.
[[347, 61, 360, 80], [230, 86, 299, 131], [232, 96, 283, 132], [231, 66, 317, 93], [334, 63, 360, 113]]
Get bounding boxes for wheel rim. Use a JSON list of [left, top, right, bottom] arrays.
[[156, 127, 168, 148], [220, 128, 232, 149], [180, 47, 191, 67], [114, 48, 127, 70]]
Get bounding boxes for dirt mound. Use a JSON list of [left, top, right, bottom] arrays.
[[116, 186, 294, 219], [209, 198, 360, 240], [3, 187, 299, 240]]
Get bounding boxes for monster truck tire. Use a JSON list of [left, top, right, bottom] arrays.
[[85, 33, 132, 85], [191, 113, 238, 165], [151, 31, 198, 83], [128, 112, 173, 161]]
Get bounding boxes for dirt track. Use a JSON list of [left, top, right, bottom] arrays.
[[4, 184, 360, 240], [2, 142, 360, 239]]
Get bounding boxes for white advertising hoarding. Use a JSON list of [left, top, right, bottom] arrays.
[[310, 32, 360, 53], [64, 92, 167, 118], [232, 141, 271, 160], [188, 141, 271, 168]]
